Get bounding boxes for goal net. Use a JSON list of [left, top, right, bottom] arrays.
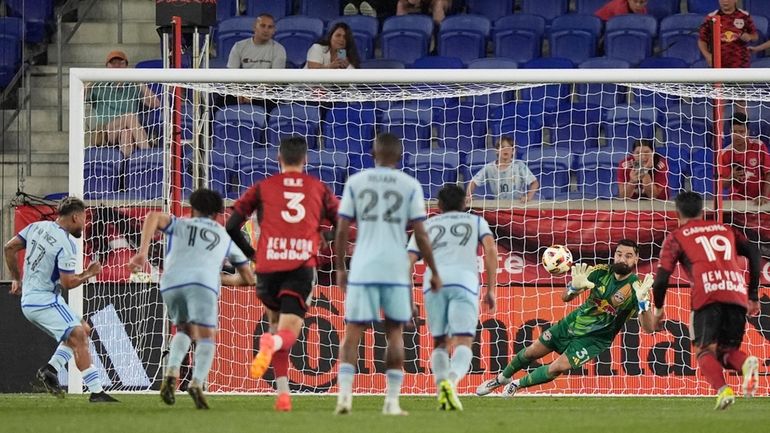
[[69, 68, 770, 396]]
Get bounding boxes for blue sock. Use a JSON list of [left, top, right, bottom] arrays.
[[48, 344, 73, 373], [448, 345, 473, 386], [191, 338, 216, 387], [82, 365, 103, 394], [385, 369, 404, 402], [166, 332, 192, 377]]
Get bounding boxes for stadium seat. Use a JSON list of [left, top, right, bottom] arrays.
[[306, 150, 348, 196], [657, 143, 688, 198], [638, 57, 689, 68], [574, 80, 626, 110], [438, 14, 491, 66], [379, 101, 433, 154], [663, 115, 711, 150], [466, 0, 514, 21], [520, 58, 574, 124], [217, 0, 239, 22], [237, 148, 281, 196], [607, 14, 658, 36], [551, 103, 603, 156], [125, 148, 165, 200], [216, 17, 256, 63], [84, 147, 123, 198], [327, 15, 379, 60], [754, 15, 769, 41], [403, 151, 461, 199], [691, 58, 709, 68], [521, 0, 568, 23], [577, 150, 625, 199], [276, 16, 324, 39], [5, 0, 53, 43], [467, 57, 518, 69], [360, 59, 406, 69], [604, 30, 653, 66], [524, 146, 571, 200], [578, 57, 631, 69], [493, 14, 545, 63], [274, 31, 317, 68], [575, 0, 607, 14], [689, 147, 716, 197], [687, 0, 718, 14], [213, 105, 267, 161], [299, 0, 341, 22], [659, 14, 706, 65], [751, 57, 770, 68], [647, 0, 681, 21], [489, 102, 543, 153], [381, 15, 434, 66], [603, 105, 657, 151], [0, 17, 24, 40], [548, 14, 602, 65], [632, 57, 688, 113], [322, 103, 377, 171], [745, 0, 770, 20], [246, 0, 292, 19], [267, 104, 321, 149], [411, 55, 465, 69], [435, 102, 489, 156]]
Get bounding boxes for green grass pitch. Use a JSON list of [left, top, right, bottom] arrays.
[[1, 394, 768, 433]]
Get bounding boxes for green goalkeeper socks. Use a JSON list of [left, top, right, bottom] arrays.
[[502, 351, 532, 378], [518, 365, 555, 389]]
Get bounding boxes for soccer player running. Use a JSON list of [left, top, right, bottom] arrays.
[[225, 136, 340, 411], [477, 239, 657, 397], [3, 197, 118, 402], [334, 133, 441, 416], [407, 184, 497, 411], [651, 191, 761, 410], [130, 188, 254, 409]]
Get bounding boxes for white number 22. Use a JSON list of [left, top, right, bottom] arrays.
[[281, 192, 306, 223]]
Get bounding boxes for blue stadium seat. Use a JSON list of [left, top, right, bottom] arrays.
[[411, 55, 465, 69], [435, 102, 489, 156], [604, 30, 653, 66], [647, 0, 681, 21], [754, 15, 769, 40], [403, 151, 461, 199], [687, 0, 718, 14], [217, 0, 239, 22], [306, 150, 347, 196], [6, 0, 52, 43], [520, 58, 574, 124], [84, 147, 123, 198], [689, 147, 716, 197], [521, 0, 568, 23], [246, 0, 292, 19], [549, 14, 602, 65], [575, 0, 607, 14], [467, 57, 518, 69], [237, 148, 281, 196], [276, 16, 324, 39], [659, 13, 706, 65], [577, 150, 625, 199], [382, 14, 434, 36], [379, 101, 433, 154], [216, 17, 256, 64], [691, 58, 709, 68], [574, 82, 626, 110], [381, 15, 434, 66], [745, 0, 770, 19], [299, 0, 341, 22], [489, 102, 544, 153], [267, 104, 321, 148], [467, 0, 514, 21], [438, 14, 491, 65], [603, 105, 657, 151], [361, 59, 406, 68], [632, 57, 688, 114], [655, 144, 686, 198], [327, 15, 379, 60], [213, 105, 267, 163], [524, 146, 571, 199], [274, 31, 317, 68], [638, 56, 689, 68], [0, 17, 25, 40], [322, 103, 376, 171], [607, 14, 658, 36], [551, 103, 603, 156], [0, 35, 21, 88], [751, 57, 770, 68], [493, 14, 545, 63], [125, 147, 165, 200], [579, 57, 631, 68]]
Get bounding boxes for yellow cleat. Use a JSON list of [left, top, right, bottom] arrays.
[[250, 333, 276, 379], [714, 386, 735, 410], [439, 379, 463, 411]]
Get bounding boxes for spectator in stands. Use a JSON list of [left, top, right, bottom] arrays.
[[87, 51, 160, 158], [466, 136, 539, 203], [698, 0, 757, 68], [227, 14, 286, 69], [595, 0, 648, 22], [617, 140, 669, 200], [720, 113, 770, 204], [397, 0, 451, 25], [306, 22, 361, 69], [343, 1, 378, 17]]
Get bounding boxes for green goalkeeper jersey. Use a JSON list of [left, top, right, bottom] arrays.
[[561, 265, 640, 341]]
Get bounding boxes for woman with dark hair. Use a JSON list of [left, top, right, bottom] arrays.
[[305, 22, 360, 69], [617, 140, 669, 200]]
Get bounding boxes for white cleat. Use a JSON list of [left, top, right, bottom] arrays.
[[742, 356, 759, 398], [502, 380, 519, 398], [382, 399, 409, 416], [475, 375, 511, 396], [335, 395, 352, 415]]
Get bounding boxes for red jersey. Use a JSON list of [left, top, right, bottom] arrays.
[[658, 220, 750, 310], [233, 173, 339, 273], [595, 0, 648, 22], [719, 139, 770, 200], [699, 8, 756, 68], [616, 155, 669, 199]]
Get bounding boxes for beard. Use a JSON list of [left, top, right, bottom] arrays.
[[611, 262, 633, 276], [72, 228, 83, 238]]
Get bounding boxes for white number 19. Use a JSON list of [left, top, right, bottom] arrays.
[[694, 234, 732, 262]]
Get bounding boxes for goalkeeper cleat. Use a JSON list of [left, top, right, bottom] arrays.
[[36, 365, 65, 399], [89, 392, 119, 403], [160, 376, 176, 405], [741, 356, 759, 398], [714, 386, 735, 410], [382, 399, 409, 416], [439, 379, 463, 411], [502, 380, 519, 398], [475, 375, 511, 396], [250, 333, 276, 379], [275, 392, 292, 412], [187, 385, 210, 410]]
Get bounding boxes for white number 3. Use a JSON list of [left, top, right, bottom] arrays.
[[281, 192, 306, 223]]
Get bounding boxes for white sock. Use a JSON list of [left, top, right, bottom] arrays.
[[448, 345, 473, 386], [385, 369, 404, 403], [337, 363, 355, 404], [430, 348, 450, 387], [166, 332, 192, 377], [82, 365, 103, 394], [276, 376, 290, 394], [191, 338, 216, 387], [272, 334, 284, 352], [48, 343, 74, 372]]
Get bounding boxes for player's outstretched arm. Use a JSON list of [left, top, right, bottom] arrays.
[[59, 261, 102, 290], [481, 235, 498, 312], [412, 220, 442, 292], [129, 211, 172, 273], [651, 270, 671, 330], [334, 218, 352, 292], [634, 274, 657, 333], [3, 236, 25, 294], [221, 263, 256, 286], [562, 263, 594, 302]]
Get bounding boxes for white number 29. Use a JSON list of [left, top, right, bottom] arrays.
[[694, 234, 732, 262], [281, 192, 306, 223]]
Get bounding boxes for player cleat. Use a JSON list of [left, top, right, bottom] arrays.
[[714, 386, 735, 410], [742, 356, 759, 398], [475, 375, 511, 396], [160, 376, 176, 405], [439, 379, 463, 411], [334, 395, 352, 415], [437, 389, 447, 410], [502, 380, 519, 398], [382, 400, 409, 416], [187, 385, 209, 409], [275, 392, 292, 412], [89, 392, 119, 403], [36, 365, 64, 399], [250, 333, 276, 379]]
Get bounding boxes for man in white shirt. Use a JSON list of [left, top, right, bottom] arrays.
[[227, 14, 286, 69]]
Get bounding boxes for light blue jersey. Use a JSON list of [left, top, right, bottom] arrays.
[[17, 221, 78, 307], [160, 217, 249, 294], [407, 211, 493, 295], [339, 166, 427, 287], [472, 161, 536, 200]]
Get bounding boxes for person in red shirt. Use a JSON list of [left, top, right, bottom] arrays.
[[720, 112, 770, 204], [225, 136, 340, 411], [617, 140, 669, 200], [698, 0, 758, 68], [652, 191, 761, 410], [595, 0, 648, 22]]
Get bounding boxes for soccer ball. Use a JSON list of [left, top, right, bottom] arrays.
[[542, 245, 573, 276]]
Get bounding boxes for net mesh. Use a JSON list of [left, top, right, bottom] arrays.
[[77, 78, 770, 395]]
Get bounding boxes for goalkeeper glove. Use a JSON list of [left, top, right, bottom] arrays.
[[567, 263, 595, 295], [633, 273, 654, 312]]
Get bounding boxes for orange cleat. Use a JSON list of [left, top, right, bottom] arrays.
[[275, 392, 292, 412], [250, 333, 276, 379]]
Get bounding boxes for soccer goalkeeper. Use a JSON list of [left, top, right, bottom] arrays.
[[477, 239, 657, 397]]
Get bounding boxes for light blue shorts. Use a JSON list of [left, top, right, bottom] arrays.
[[345, 284, 412, 323], [161, 284, 219, 328], [424, 284, 479, 338], [22, 297, 82, 342]]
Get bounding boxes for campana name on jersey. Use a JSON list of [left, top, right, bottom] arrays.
[[265, 236, 314, 261], [701, 269, 747, 295]]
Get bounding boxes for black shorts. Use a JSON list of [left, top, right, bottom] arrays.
[[256, 267, 315, 317], [691, 303, 747, 349]]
